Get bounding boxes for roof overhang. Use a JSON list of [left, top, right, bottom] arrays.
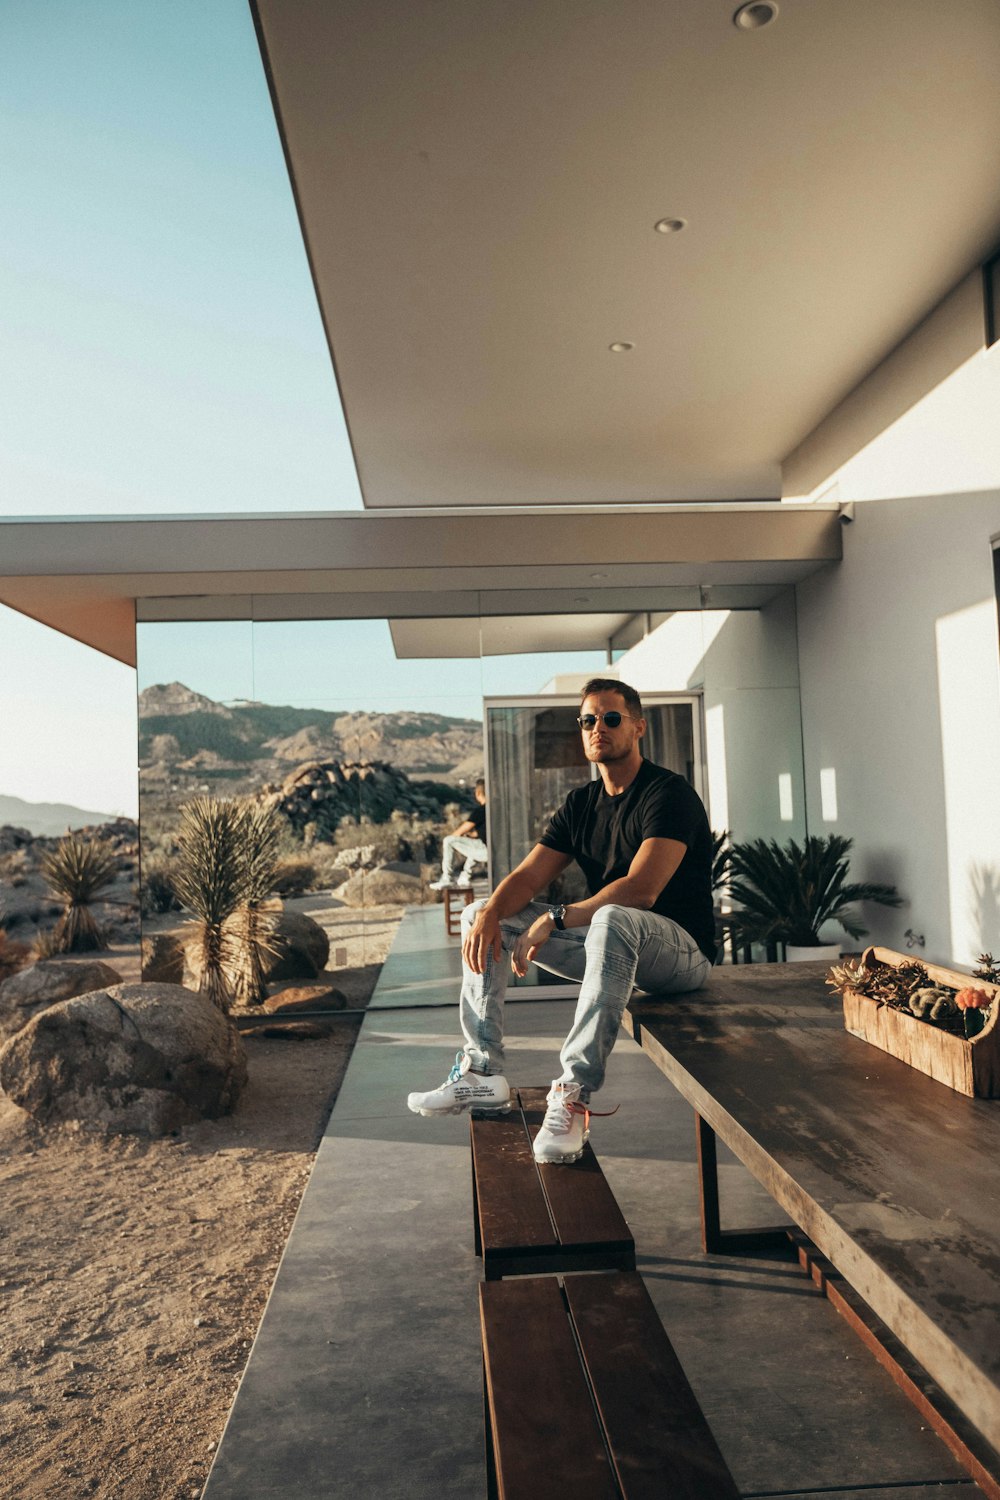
[[0, 505, 841, 665], [253, 0, 1000, 509]]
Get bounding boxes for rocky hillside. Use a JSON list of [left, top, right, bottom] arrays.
[[139, 683, 483, 795]]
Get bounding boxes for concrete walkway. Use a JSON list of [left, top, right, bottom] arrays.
[[203, 909, 978, 1499]]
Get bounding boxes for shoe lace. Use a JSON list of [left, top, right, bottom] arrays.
[[543, 1089, 620, 1136], [446, 1052, 465, 1084]]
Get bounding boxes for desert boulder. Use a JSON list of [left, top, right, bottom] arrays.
[[183, 907, 330, 990], [0, 982, 247, 1135], [338, 868, 431, 908], [0, 958, 122, 1043]]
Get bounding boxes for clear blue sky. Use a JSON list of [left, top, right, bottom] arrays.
[[0, 2, 602, 816]]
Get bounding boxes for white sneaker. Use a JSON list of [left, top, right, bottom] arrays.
[[532, 1081, 589, 1164], [455, 874, 473, 888], [428, 875, 458, 890], [407, 1054, 511, 1117]]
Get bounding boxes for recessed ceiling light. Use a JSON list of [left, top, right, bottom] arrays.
[[609, 341, 634, 353], [733, 1, 778, 29], [654, 218, 686, 234]]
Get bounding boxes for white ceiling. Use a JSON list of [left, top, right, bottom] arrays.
[[254, 0, 1000, 509]]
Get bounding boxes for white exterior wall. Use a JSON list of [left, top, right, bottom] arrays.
[[796, 490, 1000, 967], [790, 306, 1000, 967], [616, 594, 806, 845]]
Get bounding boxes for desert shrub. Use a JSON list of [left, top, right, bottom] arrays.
[[0, 919, 30, 982], [140, 859, 181, 914], [39, 834, 118, 952], [333, 820, 409, 865], [332, 813, 442, 866], [269, 856, 318, 898]]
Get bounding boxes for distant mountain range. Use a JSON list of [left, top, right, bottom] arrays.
[[0, 795, 117, 837], [138, 682, 483, 787]]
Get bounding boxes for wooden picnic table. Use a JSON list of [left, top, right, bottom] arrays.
[[622, 960, 1000, 1493]]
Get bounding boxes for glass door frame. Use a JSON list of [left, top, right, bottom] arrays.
[[482, 690, 706, 1001]]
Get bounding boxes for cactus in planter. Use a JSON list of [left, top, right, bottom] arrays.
[[956, 987, 992, 1039]]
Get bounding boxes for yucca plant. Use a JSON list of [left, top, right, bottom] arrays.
[[39, 834, 119, 953], [172, 798, 254, 1012], [171, 797, 285, 1012], [727, 834, 902, 949], [225, 801, 283, 1008]]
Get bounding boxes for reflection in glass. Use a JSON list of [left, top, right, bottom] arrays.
[[485, 696, 699, 888]]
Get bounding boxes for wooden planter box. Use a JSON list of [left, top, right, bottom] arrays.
[[843, 946, 1000, 1098]]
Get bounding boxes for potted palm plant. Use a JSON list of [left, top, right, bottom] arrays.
[[727, 834, 902, 961]]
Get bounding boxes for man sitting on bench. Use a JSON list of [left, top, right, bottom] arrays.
[[408, 679, 716, 1163], [429, 777, 488, 890]]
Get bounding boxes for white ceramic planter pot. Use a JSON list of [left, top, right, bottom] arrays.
[[785, 943, 841, 963]]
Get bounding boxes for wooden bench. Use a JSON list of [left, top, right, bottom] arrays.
[[480, 1271, 741, 1500], [470, 1086, 635, 1279]]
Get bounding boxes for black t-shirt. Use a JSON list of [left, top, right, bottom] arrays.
[[466, 802, 486, 839], [539, 759, 716, 961]]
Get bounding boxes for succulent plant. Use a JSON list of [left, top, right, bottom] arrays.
[[907, 987, 958, 1022]]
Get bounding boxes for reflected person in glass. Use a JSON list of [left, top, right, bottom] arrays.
[[428, 778, 488, 890], [407, 679, 715, 1163]]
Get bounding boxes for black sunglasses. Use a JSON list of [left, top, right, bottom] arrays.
[[577, 711, 633, 729]]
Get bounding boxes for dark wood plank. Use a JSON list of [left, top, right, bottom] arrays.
[[624, 962, 1000, 1460], [564, 1273, 740, 1500], [535, 1149, 634, 1260], [479, 1279, 618, 1500], [470, 1114, 555, 1259], [518, 1087, 635, 1262]]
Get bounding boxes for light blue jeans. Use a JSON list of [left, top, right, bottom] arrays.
[[458, 899, 711, 1098], [441, 833, 488, 880]]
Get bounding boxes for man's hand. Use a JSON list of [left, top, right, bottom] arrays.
[[463, 905, 504, 974], [511, 912, 555, 978]]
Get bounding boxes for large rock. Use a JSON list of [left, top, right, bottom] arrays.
[[263, 984, 347, 1015], [0, 982, 247, 1135], [337, 867, 432, 908], [258, 909, 330, 979], [0, 959, 122, 1043], [141, 932, 185, 985], [183, 908, 330, 989]]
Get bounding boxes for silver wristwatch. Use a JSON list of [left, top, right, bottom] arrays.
[[548, 904, 567, 930]]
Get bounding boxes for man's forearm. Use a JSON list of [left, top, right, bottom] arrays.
[[483, 867, 548, 919], [560, 876, 657, 928]]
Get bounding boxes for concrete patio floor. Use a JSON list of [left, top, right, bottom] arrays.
[[203, 907, 979, 1499]]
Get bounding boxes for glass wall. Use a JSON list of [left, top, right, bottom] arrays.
[[135, 595, 806, 993], [485, 697, 699, 888]]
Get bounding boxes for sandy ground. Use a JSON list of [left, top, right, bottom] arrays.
[[0, 900, 405, 1500]]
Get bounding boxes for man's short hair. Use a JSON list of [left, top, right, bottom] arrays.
[[474, 777, 485, 793], [580, 677, 644, 718]]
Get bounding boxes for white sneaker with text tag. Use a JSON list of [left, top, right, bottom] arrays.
[[407, 1054, 511, 1117]]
